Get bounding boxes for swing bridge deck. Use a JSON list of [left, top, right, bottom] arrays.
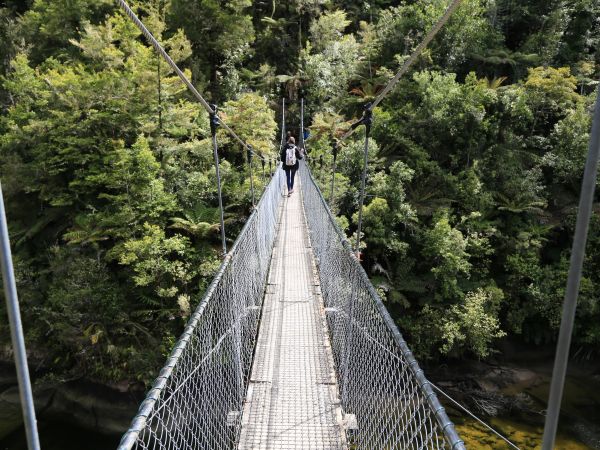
[[238, 177, 345, 449]]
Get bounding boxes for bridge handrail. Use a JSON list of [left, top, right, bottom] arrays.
[[300, 161, 465, 450], [118, 166, 285, 449]]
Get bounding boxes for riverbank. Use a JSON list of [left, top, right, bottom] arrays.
[[429, 342, 600, 449], [2, 351, 599, 449], [0, 362, 141, 449], [1, 419, 119, 450]]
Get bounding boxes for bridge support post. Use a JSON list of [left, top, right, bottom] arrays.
[[542, 82, 600, 450], [300, 96, 305, 150], [280, 97, 286, 149], [354, 103, 373, 257], [329, 141, 338, 205], [0, 184, 41, 450], [210, 104, 227, 256]]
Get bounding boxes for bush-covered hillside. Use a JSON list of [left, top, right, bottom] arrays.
[[0, 0, 598, 384]]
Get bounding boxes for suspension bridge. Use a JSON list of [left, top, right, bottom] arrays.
[[2, 0, 600, 449]]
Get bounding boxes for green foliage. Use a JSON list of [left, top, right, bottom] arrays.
[[440, 287, 506, 358], [303, 10, 361, 107], [319, 0, 599, 361], [0, 3, 274, 383], [221, 93, 277, 157], [354, 197, 408, 255], [117, 223, 194, 300], [169, 0, 254, 96], [424, 211, 471, 299], [524, 67, 582, 122], [372, 0, 494, 72], [18, 0, 114, 64], [309, 10, 352, 53], [542, 104, 591, 184], [1, 0, 599, 382]]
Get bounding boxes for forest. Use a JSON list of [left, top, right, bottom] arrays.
[[0, 0, 599, 448]]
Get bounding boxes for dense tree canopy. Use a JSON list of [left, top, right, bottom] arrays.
[[0, 0, 598, 386]]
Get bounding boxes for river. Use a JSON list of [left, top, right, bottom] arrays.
[[1, 420, 119, 450], [1, 368, 598, 449], [450, 365, 600, 449], [2, 414, 595, 449]]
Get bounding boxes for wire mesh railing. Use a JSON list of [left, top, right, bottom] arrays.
[[299, 162, 465, 450], [118, 167, 285, 450]]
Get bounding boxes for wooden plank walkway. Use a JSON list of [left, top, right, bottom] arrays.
[[238, 178, 346, 450]]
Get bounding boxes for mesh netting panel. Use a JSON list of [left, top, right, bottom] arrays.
[[119, 169, 285, 450], [299, 162, 463, 450]]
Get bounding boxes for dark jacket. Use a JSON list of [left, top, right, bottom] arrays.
[[280, 144, 302, 171]]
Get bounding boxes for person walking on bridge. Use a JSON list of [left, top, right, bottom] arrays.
[[281, 136, 302, 196]]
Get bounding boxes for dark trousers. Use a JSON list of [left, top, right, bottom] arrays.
[[285, 168, 297, 191]]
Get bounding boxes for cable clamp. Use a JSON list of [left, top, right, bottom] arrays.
[[350, 102, 373, 130], [209, 103, 219, 135]]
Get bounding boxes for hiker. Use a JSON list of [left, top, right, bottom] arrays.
[[281, 136, 302, 196], [286, 130, 293, 144]]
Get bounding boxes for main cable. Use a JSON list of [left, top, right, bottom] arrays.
[[339, 0, 463, 143], [116, 0, 265, 161]]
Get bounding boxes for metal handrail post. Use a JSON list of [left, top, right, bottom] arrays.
[[300, 96, 305, 152], [354, 105, 373, 256], [0, 184, 41, 450], [247, 146, 256, 208], [542, 83, 600, 450], [280, 98, 286, 148]]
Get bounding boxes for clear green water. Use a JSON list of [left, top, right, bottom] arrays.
[[454, 416, 592, 450], [451, 369, 600, 449], [1, 416, 594, 450]]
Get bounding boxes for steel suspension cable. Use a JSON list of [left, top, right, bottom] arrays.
[[116, 0, 272, 257], [369, 0, 463, 111], [300, 96, 305, 153], [280, 98, 286, 149], [328, 0, 464, 259], [247, 146, 256, 207], [542, 83, 600, 449], [339, 0, 463, 143], [219, 120, 266, 162], [0, 184, 41, 450], [299, 163, 465, 450]]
